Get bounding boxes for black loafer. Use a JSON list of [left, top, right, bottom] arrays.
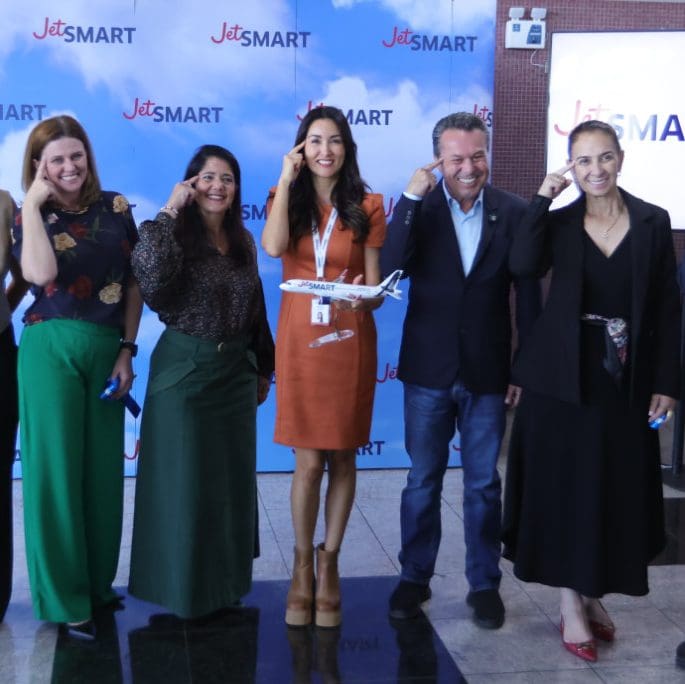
[[389, 580, 431, 620], [466, 589, 505, 629]]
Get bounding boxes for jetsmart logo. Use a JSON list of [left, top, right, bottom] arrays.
[[210, 21, 311, 47], [123, 98, 223, 123], [33, 17, 136, 44], [297, 101, 393, 126], [381, 26, 476, 52], [554, 100, 685, 142], [0, 104, 47, 121]]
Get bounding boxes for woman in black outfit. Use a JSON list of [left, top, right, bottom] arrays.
[[502, 120, 680, 663], [0, 189, 28, 622]]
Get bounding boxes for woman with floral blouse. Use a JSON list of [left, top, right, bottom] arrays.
[[13, 115, 142, 639], [128, 145, 274, 621]]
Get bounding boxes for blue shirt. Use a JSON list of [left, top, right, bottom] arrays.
[[443, 181, 483, 276]]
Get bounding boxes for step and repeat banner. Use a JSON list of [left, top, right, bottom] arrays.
[[2, 0, 496, 476]]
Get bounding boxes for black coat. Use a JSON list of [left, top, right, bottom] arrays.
[[380, 183, 542, 393], [510, 190, 681, 407]]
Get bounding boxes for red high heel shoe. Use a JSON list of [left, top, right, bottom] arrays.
[[587, 600, 615, 642], [589, 618, 615, 643], [560, 617, 598, 663]]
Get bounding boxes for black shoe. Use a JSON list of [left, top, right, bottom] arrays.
[[677, 641, 685, 669], [466, 589, 505, 629], [389, 580, 431, 620], [60, 620, 97, 641]]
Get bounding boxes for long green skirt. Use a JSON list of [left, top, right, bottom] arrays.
[[128, 328, 258, 618]]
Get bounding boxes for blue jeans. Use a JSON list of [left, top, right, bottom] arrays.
[[399, 381, 505, 591]]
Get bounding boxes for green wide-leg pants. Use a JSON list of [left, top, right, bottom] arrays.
[[18, 319, 124, 623]]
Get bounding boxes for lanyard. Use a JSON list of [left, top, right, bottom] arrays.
[[312, 208, 338, 279]]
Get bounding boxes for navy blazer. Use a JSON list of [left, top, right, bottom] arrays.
[[380, 183, 542, 393], [510, 190, 680, 407]]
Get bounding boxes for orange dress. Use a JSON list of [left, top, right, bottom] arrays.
[[274, 193, 386, 450]]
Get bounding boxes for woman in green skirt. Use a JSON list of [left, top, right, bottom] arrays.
[[128, 145, 274, 619], [14, 116, 142, 639]]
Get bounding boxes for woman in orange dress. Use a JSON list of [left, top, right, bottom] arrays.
[[262, 106, 386, 628]]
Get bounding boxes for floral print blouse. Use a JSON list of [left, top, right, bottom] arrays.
[[12, 191, 137, 328], [132, 212, 274, 378]]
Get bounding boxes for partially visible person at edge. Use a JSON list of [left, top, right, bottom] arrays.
[[0, 189, 29, 623], [128, 144, 274, 621], [380, 112, 541, 629], [502, 120, 680, 663], [261, 106, 387, 628], [677, 256, 685, 672], [12, 115, 142, 639]]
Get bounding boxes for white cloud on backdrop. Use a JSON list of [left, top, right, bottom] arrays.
[[330, 0, 496, 31], [233, 73, 491, 198], [1, 1, 495, 114], [313, 76, 492, 194], [0, 113, 160, 217], [0, 125, 31, 201], [0, 0, 296, 107], [0, 111, 78, 200]]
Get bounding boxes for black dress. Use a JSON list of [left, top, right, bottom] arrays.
[[502, 231, 665, 597]]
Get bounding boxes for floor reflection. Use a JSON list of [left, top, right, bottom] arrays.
[[286, 627, 342, 684], [129, 607, 259, 683], [52, 607, 123, 684], [50, 577, 463, 683]]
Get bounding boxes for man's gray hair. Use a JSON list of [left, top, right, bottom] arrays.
[[431, 112, 490, 157]]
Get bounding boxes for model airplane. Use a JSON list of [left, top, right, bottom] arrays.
[[280, 269, 403, 302]]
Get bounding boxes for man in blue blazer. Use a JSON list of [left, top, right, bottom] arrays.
[[381, 112, 541, 628]]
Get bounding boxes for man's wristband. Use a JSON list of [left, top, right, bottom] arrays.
[[119, 339, 138, 357]]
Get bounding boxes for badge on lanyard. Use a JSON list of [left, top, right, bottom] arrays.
[[311, 298, 331, 326], [310, 208, 338, 327]]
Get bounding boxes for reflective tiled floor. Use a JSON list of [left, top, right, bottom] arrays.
[[45, 577, 461, 684], [3, 457, 685, 682]]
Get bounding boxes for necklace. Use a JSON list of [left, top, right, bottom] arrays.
[[51, 200, 87, 214], [601, 211, 622, 239], [587, 204, 624, 239]]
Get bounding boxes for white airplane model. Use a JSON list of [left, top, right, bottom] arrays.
[[280, 269, 403, 302]]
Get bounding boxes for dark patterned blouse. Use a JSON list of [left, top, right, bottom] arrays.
[[132, 212, 274, 378], [12, 191, 137, 328]]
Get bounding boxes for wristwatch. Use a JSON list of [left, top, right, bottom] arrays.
[[119, 339, 138, 357]]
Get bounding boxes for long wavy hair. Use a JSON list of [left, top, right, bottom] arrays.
[[175, 145, 250, 265], [287, 106, 370, 244], [22, 115, 102, 207]]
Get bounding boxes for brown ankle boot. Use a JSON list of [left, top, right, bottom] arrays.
[[286, 546, 314, 627], [315, 543, 341, 628]]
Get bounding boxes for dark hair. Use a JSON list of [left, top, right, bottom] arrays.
[[432, 112, 490, 158], [22, 115, 102, 207], [287, 106, 370, 244], [567, 120, 621, 158], [175, 145, 250, 265]]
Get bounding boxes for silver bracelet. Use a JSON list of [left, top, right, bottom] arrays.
[[160, 205, 178, 218]]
